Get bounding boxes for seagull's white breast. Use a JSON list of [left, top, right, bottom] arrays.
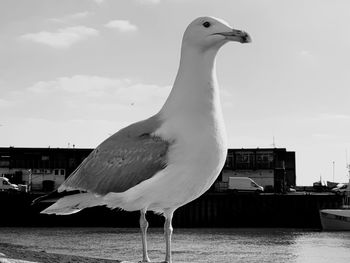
[[153, 109, 227, 208]]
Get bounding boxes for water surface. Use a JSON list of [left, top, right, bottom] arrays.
[[0, 228, 349, 263]]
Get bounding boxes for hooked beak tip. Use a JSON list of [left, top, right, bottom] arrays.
[[240, 33, 252, 43], [216, 29, 252, 44]]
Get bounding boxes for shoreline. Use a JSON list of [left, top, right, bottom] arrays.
[[0, 243, 121, 263]]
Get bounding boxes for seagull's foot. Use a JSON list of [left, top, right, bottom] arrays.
[[138, 258, 151, 263]]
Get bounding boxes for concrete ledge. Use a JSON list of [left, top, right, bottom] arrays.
[[0, 257, 39, 263], [0, 243, 121, 263]]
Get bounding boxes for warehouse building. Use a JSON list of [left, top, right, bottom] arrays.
[[0, 147, 91, 192], [217, 148, 296, 192], [0, 147, 295, 193]]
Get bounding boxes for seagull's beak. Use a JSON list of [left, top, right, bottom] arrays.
[[215, 29, 252, 43]]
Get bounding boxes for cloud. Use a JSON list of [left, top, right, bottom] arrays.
[[20, 26, 99, 48], [49, 11, 92, 23], [93, 0, 105, 4], [0, 98, 13, 107], [317, 113, 350, 120], [104, 20, 138, 32], [26, 75, 169, 103], [12, 75, 170, 122], [136, 0, 161, 4], [27, 75, 127, 95], [94, 0, 161, 5], [299, 50, 311, 56], [298, 50, 314, 61], [135, 0, 185, 4], [70, 12, 91, 19]]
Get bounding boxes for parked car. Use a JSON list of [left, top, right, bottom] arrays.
[[228, 177, 264, 193], [287, 187, 297, 192], [331, 183, 349, 195], [0, 177, 19, 191]]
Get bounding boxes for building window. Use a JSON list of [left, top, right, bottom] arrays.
[[54, 169, 59, 175], [41, 156, 49, 161], [256, 151, 274, 169], [235, 151, 254, 169], [60, 169, 65, 176], [0, 160, 10, 167]]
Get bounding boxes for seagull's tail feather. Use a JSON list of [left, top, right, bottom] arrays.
[[103, 192, 130, 210], [41, 192, 105, 215]]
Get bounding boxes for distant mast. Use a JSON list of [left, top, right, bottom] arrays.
[[346, 149, 350, 179], [345, 150, 350, 207]]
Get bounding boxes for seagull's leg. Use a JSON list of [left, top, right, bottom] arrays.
[[163, 209, 174, 263], [140, 209, 151, 262]]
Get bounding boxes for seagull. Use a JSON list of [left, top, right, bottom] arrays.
[[41, 16, 251, 263]]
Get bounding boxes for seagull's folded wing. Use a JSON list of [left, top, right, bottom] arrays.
[[59, 116, 170, 195]]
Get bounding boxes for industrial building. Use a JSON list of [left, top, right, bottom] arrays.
[[217, 148, 296, 193], [0, 147, 91, 192], [0, 147, 295, 193]]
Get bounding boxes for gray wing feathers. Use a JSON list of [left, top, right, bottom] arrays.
[[59, 115, 169, 195]]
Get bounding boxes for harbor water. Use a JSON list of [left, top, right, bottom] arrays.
[[1, 227, 350, 263]]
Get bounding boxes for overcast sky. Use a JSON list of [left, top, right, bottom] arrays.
[[1, 0, 350, 185]]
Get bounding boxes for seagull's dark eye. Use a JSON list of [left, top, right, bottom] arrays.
[[202, 21, 211, 28]]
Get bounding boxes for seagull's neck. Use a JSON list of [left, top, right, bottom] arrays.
[[160, 45, 221, 118]]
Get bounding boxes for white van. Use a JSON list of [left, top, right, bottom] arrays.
[[0, 177, 19, 191], [228, 177, 264, 193]]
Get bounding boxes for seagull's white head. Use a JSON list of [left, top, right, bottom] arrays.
[[183, 16, 251, 52]]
